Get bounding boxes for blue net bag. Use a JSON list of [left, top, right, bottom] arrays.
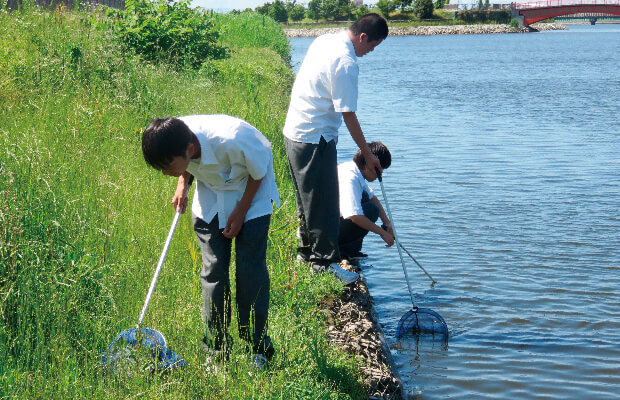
[[101, 327, 185, 376], [396, 307, 449, 338]]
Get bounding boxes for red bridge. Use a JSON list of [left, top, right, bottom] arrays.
[[512, 0, 620, 26]]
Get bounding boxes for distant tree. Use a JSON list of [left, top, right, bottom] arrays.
[[306, 0, 322, 21], [255, 2, 271, 15], [484, 0, 490, 9], [321, 0, 339, 20], [477, 0, 483, 9], [414, 0, 434, 18], [376, 0, 396, 18], [289, 3, 306, 21], [395, 0, 413, 11], [285, 0, 296, 12], [353, 4, 370, 19], [255, 1, 288, 22], [433, 0, 446, 9], [269, 0, 288, 22]]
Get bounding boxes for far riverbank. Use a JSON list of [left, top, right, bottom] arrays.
[[284, 22, 567, 37]]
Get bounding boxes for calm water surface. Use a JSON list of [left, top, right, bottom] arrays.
[[290, 24, 620, 399]]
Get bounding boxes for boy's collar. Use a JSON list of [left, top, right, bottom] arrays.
[[193, 133, 218, 165]]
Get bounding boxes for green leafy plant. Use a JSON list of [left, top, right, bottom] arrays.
[[106, 0, 228, 69]]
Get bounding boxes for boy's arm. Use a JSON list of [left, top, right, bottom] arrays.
[[349, 213, 394, 247], [172, 172, 192, 213], [369, 195, 393, 236], [222, 175, 263, 239], [342, 111, 382, 177]]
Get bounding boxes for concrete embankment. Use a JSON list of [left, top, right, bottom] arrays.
[[284, 22, 567, 37]]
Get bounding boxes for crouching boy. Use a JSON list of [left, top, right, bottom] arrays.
[[338, 141, 394, 261], [141, 114, 280, 367]]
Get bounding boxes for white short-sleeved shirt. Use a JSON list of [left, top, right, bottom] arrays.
[[338, 160, 375, 219], [179, 115, 280, 229], [283, 30, 358, 144]]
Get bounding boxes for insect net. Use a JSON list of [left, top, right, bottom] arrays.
[[396, 307, 448, 338], [101, 327, 185, 376]]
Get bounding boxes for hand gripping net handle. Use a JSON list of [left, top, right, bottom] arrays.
[[137, 175, 194, 327]]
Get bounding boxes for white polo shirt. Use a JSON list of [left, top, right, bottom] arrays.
[[179, 115, 280, 229], [338, 160, 375, 219], [283, 30, 359, 144]]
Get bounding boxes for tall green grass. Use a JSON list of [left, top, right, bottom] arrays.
[[0, 7, 365, 399]]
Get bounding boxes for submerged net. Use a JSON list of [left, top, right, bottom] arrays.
[[101, 327, 185, 376], [396, 307, 449, 338]]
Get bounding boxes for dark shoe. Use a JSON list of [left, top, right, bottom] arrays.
[[347, 251, 368, 261]]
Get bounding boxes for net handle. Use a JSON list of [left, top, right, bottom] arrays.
[[376, 168, 416, 308], [137, 175, 194, 327]]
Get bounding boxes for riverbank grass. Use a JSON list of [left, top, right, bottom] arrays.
[[0, 7, 366, 399]]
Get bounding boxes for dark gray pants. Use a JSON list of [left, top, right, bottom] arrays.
[[284, 136, 340, 265], [339, 192, 379, 258], [193, 213, 273, 358]]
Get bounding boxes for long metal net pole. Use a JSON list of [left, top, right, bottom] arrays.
[[376, 170, 416, 309]]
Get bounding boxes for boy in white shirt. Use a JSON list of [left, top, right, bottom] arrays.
[[338, 142, 394, 261], [141, 115, 280, 368], [283, 13, 388, 285]]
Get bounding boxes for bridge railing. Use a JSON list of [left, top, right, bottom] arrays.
[[514, 0, 619, 9]]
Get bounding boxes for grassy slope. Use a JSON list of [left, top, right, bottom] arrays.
[[0, 8, 365, 399]]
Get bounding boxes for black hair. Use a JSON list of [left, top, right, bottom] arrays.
[[141, 117, 193, 170], [353, 141, 391, 171], [349, 13, 389, 43]]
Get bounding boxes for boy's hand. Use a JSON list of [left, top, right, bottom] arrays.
[[365, 153, 382, 178], [171, 189, 189, 213], [223, 207, 246, 238], [380, 230, 395, 247], [383, 222, 394, 237]]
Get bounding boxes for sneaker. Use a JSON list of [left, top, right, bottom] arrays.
[[250, 353, 269, 370], [347, 251, 368, 261], [327, 263, 359, 285]]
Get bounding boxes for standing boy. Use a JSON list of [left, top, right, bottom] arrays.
[[338, 142, 394, 262], [141, 114, 280, 367], [283, 13, 388, 285]]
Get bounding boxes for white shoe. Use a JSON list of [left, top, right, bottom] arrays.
[[327, 263, 359, 286]]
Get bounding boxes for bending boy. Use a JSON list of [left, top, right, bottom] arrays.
[[338, 142, 394, 261], [142, 115, 280, 366], [283, 13, 388, 284]]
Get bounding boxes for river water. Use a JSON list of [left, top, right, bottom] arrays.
[[289, 24, 620, 399]]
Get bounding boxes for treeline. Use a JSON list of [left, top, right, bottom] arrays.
[[236, 0, 443, 22], [246, 0, 370, 22]]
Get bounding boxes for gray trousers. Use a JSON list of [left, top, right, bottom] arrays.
[[284, 136, 341, 265], [193, 213, 273, 358]]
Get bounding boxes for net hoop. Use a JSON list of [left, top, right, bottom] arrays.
[[396, 307, 449, 338], [101, 327, 185, 375]]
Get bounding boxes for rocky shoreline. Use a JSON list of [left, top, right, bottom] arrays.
[[324, 260, 403, 399], [284, 22, 567, 37]]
